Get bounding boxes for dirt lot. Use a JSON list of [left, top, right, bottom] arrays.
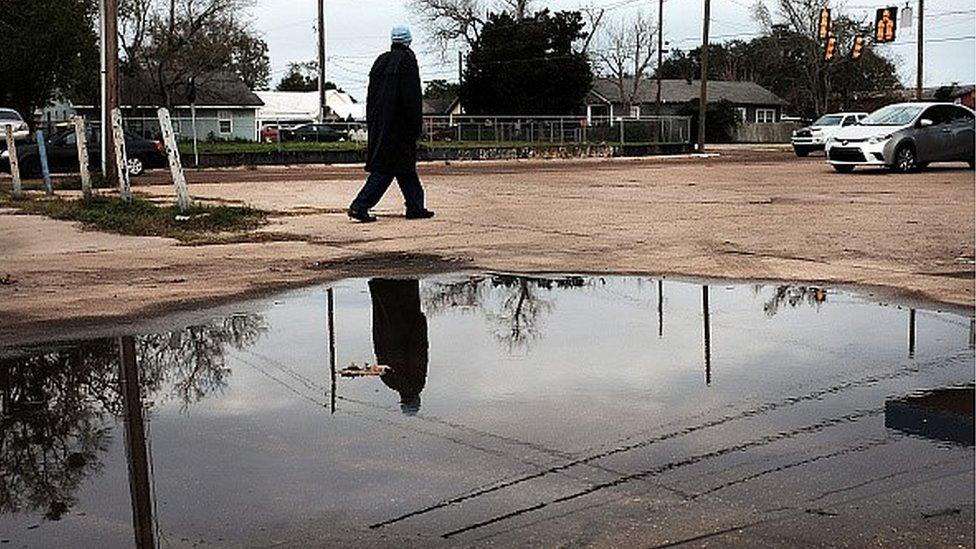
[[1, 147, 973, 344]]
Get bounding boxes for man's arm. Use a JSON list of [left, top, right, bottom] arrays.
[[400, 54, 423, 139]]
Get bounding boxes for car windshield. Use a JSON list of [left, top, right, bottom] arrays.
[[0, 110, 22, 121], [813, 115, 844, 126], [861, 105, 924, 126]]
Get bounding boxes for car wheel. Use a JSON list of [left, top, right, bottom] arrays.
[[126, 156, 145, 177], [892, 144, 918, 172], [794, 147, 810, 157], [832, 164, 855, 173]]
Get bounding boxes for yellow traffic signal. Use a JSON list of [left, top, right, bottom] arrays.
[[824, 36, 837, 61], [851, 36, 865, 60], [818, 8, 831, 40], [874, 7, 898, 43]]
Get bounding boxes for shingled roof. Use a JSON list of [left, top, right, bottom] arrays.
[[590, 78, 788, 106], [122, 71, 263, 107]]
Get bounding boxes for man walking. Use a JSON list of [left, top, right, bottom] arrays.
[[348, 26, 434, 223]]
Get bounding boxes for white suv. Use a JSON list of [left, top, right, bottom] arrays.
[[0, 108, 29, 145], [791, 112, 868, 157]]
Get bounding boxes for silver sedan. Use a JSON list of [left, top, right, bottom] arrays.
[[825, 102, 976, 172]]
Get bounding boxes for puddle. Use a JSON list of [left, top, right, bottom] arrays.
[[1, 274, 973, 547]]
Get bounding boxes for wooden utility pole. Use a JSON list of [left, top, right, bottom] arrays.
[[104, 0, 120, 185], [655, 0, 664, 114], [317, 0, 327, 122], [697, 0, 711, 152], [916, 0, 924, 100], [118, 336, 155, 549]]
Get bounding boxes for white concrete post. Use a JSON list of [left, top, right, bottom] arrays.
[[73, 116, 93, 199], [5, 126, 21, 197], [110, 108, 132, 201], [156, 108, 190, 212]]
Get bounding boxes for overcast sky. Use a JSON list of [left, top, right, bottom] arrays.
[[250, 0, 976, 105]]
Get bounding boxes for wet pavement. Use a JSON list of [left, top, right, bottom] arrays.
[[1, 274, 973, 548]]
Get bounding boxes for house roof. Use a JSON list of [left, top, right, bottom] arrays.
[[118, 71, 264, 108], [255, 90, 366, 121], [590, 78, 788, 106], [423, 96, 460, 115]]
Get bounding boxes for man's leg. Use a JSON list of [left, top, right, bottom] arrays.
[[394, 170, 430, 216], [350, 171, 395, 215]]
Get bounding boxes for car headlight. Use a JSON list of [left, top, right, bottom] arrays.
[[868, 133, 893, 144]]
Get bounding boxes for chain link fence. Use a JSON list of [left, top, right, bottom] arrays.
[[422, 115, 691, 145]]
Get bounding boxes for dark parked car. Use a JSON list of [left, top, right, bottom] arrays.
[[281, 123, 348, 142], [2, 125, 167, 177]]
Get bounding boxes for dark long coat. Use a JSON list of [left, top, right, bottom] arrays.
[[365, 43, 423, 174], [368, 279, 429, 404]]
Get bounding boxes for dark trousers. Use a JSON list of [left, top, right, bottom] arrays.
[[350, 170, 426, 214]]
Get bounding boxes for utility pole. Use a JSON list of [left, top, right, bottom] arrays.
[[916, 0, 924, 100], [656, 0, 664, 114], [317, 0, 327, 122], [697, 0, 711, 152], [104, 0, 120, 186]]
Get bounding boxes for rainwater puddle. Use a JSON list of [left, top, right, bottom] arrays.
[[1, 275, 973, 547]]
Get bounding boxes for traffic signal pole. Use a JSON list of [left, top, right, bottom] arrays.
[[916, 0, 924, 100], [697, 0, 710, 152]]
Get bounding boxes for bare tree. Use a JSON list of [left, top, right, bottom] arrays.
[[752, 0, 832, 115], [407, 0, 539, 53], [594, 12, 657, 114], [119, 0, 270, 105]]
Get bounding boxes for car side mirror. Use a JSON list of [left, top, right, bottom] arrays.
[[919, 118, 934, 127]]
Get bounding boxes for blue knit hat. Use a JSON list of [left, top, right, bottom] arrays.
[[391, 25, 412, 46]]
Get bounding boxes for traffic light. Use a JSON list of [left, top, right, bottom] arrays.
[[824, 36, 837, 61], [818, 7, 831, 40], [851, 36, 866, 60], [875, 7, 898, 43]]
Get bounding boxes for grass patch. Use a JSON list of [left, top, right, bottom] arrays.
[[0, 192, 268, 242]]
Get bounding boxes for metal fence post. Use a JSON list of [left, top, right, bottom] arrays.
[[5, 126, 21, 197], [157, 107, 190, 212], [35, 130, 53, 195], [111, 108, 132, 201], [73, 116, 92, 199]]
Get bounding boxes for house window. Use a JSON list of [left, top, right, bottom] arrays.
[[736, 107, 748, 123], [218, 112, 233, 134], [755, 109, 776, 124], [629, 105, 641, 118]]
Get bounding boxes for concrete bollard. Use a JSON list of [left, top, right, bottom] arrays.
[[156, 107, 190, 212], [73, 116, 92, 199], [110, 108, 132, 201], [5, 126, 21, 198], [35, 130, 53, 195]]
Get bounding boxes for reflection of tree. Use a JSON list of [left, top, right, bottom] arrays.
[[763, 285, 827, 317], [0, 313, 265, 521], [137, 314, 266, 409], [422, 275, 587, 352]]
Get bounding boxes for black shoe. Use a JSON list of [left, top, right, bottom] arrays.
[[405, 209, 435, 220], [348, 209, 377, 223]]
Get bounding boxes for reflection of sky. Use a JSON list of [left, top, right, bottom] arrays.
[[2, 275, 972, 547]]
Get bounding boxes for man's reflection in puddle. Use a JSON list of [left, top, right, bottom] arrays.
[[369, 279, 429, 415]]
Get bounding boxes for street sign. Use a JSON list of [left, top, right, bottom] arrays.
[[818, 7, 831, 40], [875, 7, 898, 43]]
